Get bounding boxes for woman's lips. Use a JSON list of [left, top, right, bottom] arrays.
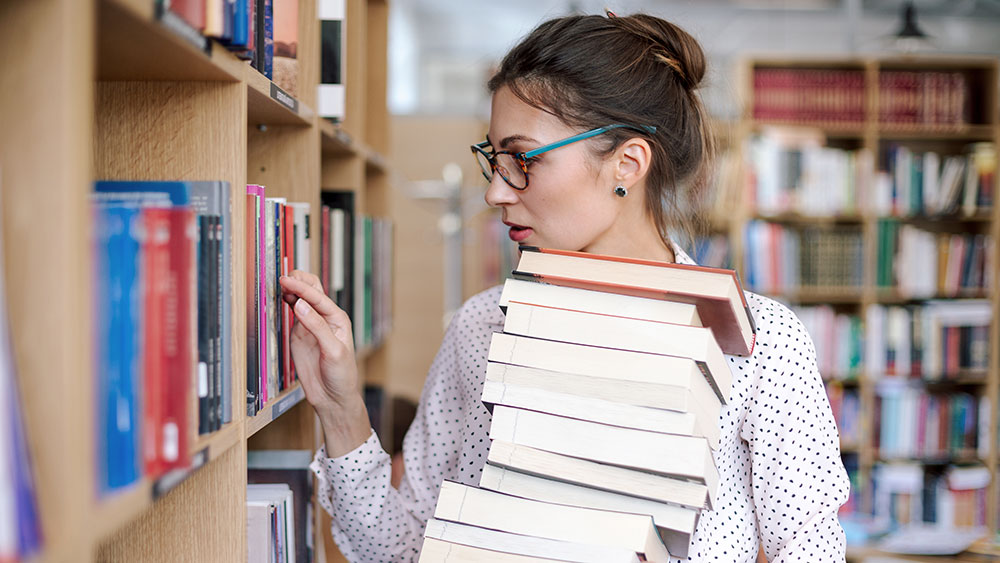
[[507, 225, 533, 242]]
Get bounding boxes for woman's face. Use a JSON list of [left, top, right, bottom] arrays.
[[484, 86, 626, 254]]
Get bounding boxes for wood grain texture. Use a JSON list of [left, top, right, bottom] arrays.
[[0, 1, 95, 561], [339, 0, 367, 142], [364, 0, 389, 155]]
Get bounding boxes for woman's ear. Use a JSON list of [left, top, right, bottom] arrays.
[[613, 137, 652, 188]]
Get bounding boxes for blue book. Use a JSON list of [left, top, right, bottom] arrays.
[[93, 204, 143, 493], [94, 180, 191, 206], [232, 0, 249, 47]]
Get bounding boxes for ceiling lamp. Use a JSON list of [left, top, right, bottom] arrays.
[[890, 1, 934, 53]]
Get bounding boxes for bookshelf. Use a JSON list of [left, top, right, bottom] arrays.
[[1, 0, 394, 561], [731, 55, 999, 557]]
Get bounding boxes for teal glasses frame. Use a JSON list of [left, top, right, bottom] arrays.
[[471, 123, 657, 190]]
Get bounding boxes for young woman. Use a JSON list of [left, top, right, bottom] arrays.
[[279, 12, 850, 562]]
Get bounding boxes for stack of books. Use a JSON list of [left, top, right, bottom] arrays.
[[418, 247, 756, 562]]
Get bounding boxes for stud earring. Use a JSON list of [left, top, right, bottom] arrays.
[[613, 184, 628, 198]]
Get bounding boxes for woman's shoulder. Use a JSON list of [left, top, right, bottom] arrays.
[[448, 284, 506, 333], [744, 290, 816, 358]]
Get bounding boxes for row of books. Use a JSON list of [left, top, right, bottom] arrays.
[[878, 220, 994, 296], [865, 301, 991, 381], [875, 142, 995, 218], [752, 68, 866, 124], [691, 234, 731, 270], [319, 191, 393, 352], [871, 463, 989, 531], [245, 187, 310, 416], [419, 247, 756, 561], [92, 180, 233, 494], [743, 220, 863, 294], [878, 71, 971, 128], [247, 450, 315, 563], [794, 306, 863, 381], [751, 67, 977, 127], [161, 0, 347, 120], [826, 385, 861, 448], [874, 386, 982, 461], [0, 182, 42, 560], [746, 128, 871, 216]]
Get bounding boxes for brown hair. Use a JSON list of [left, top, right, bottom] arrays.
[[488, 13, 714, 247]]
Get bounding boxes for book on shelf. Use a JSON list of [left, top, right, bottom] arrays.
[[794, 306, 863, 380], [1, 183, 42, 560], [318, 0, 346, 121], [431, 481, 670, 563], [877, 70, 969, 127], [512, 246, 755, 356], [501, 300, 732, 401], [247, 450, 315, 563], [92, 182, 198, 480], [877, 142, 995, 218], [479, 464, 699, 558], [752, 67, 866, 124], [271, 0, 298, 97], [247, 483, 296, 563], [421, 519, 641, 563]]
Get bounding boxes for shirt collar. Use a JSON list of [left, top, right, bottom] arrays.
[[670, 240, 697, 266]]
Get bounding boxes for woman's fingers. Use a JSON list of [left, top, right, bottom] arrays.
[[289, 298, 345, 362], [287, 269, 325, 294], [279, 275, 350, 327]]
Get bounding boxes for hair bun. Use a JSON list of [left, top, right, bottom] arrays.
[[615, 14, 706, 90]]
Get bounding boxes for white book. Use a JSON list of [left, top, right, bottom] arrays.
[[479, 464, 698, 559], [422, 519, 641, 563], [487, 440, 709, 511], [481, 375, 718, 449], [489, 405, 718, 507], [433, 481, 669, 563], [501, 301, 731, 402], [499, 278, 701, 326]]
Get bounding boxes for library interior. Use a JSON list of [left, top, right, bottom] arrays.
[[3, 0, 1000, 561]]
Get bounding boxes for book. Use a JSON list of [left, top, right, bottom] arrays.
[[419, 537, 577, 562], [247, 483, 296, 563], [502, 300, 731, 402], [487, 440, 709, 510], [479, 464, 698, 558], [247, 450, 315, 563], [271, 0, 298, 97], [433, 480, 669, 563], [499, 278, 701, 325], [318, 0, 346, 121], [421, 519, 641, 563], [487, 335, 722, 434], [512, 246, 755, 356], [488, 405, 719, 507], [481, 375, 719, 449]]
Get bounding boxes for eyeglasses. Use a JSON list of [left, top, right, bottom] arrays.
[[471, 123, 657, 190]]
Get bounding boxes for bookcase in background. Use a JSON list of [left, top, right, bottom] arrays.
[[1, 0, 395, 561], [730, 56, 999, 557]]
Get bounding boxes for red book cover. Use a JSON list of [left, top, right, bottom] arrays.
[[170, 0, 206, 31], [141, 207, 195, 477]]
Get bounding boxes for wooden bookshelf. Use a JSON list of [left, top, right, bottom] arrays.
[[733, 55, 1000, 557], [1, 0, 396, 561]]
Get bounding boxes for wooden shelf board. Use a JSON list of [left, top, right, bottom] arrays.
[[874, 290, 991, 303], [750, 119, 867, 137], [93, 421, 241, 541], [364, 148, 390, 175], [98, 0, 244, 82], [759, 290, 864, 304], [847, 543, 995, 563], [752, 212, 866, 224], [246, 383, 307, 437], [877, 124, 996, 140], [876, 451, 982, 465], [246, 69, 314, 127], [749, 57, 869, 69], [319, 119, 358, 155]]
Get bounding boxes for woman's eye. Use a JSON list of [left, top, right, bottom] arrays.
[[524, 157, 539, 168]]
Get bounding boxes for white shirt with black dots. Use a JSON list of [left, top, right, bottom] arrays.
[[309, 244, 851, 562]]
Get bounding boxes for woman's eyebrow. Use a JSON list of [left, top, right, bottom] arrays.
[[499, 134, 538, 149]]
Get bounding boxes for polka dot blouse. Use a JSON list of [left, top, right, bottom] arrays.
[[309, 244, 851, 562]]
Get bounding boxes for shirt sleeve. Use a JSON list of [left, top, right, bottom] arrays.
[[309, 305, 473, 563], [740, 301, 851, 562]]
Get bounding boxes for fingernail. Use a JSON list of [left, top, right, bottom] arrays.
[[294, 299, 309, 316]]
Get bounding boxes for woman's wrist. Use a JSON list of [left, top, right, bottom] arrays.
[[317, 399, 373, 458]]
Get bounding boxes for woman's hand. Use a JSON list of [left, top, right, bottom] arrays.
[[279, 271, 372, 456]]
